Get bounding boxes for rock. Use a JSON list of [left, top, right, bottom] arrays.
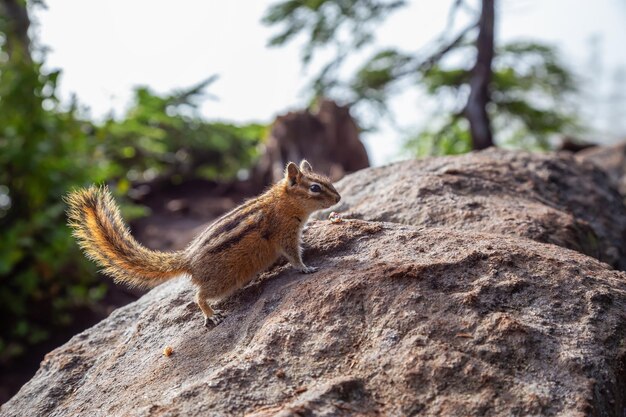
[[4, 149, 626, 416], [556, 136, 596, 153], [3, 220, 626, 416], [577, 141, 626, 197], [254, 99, 370, 185], [318, 148, 626, 270]]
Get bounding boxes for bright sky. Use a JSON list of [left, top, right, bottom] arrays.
[[34, 0, 626, 165]]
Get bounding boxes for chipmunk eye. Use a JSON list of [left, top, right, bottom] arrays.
[[309, 184, 321, 193]]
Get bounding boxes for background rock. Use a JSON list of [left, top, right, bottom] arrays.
[[254, 99, 370, 185], [3, 149, 626, 417], [318, 148, 626, 270], [577, 141, 626, 198]]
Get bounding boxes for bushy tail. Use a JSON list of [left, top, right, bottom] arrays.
[[66, 185, 189, 288]]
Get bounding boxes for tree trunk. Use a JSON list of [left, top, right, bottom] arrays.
[[254, 99, 370, 186], [0, 0, 31, 61], [465, 0, 495, 150]]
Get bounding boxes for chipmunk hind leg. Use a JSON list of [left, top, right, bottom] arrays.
[[195, 287, 225, 328]]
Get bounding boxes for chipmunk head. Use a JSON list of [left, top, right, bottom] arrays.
[[283, 160, 341, 211]]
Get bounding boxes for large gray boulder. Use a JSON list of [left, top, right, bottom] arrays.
[[3, 150, 626, 417], [318, 149, 626, 270]]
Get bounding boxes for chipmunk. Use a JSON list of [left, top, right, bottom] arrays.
[[66, 160, 341, 327]]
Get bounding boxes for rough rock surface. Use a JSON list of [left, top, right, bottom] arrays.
[[577, 141, 626, 197], [318, 148, 626, 270], [3, 150, 626, 417]]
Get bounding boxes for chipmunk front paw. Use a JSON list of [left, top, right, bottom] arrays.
[[203, 310, 226, 328], [299, 265, 318, 274]]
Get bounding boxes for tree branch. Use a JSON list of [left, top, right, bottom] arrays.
[[385, 20, 477, 82], [416, 21, 478, 74]]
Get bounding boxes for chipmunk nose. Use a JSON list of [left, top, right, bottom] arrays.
[[335, 194, 341, 203]]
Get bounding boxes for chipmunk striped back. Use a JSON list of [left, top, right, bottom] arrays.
[[185, 160, 340, 259], [186, 197, 267, 258]]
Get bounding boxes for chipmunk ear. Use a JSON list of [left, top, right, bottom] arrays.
[[299, 159, 312, 172], [285, 162, 300, 185]]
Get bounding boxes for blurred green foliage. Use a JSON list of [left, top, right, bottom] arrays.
[[264, 0, 581, 155], [406, 41, 580, 156], [404, 120, 473, 157], [0, 42, 109, 362], [0, 8, 265, 363], [264, 0, 406, 68], [99, 77, 266, 186]]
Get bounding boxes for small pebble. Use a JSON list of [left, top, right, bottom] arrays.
[[329, 212, 343, 224]]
